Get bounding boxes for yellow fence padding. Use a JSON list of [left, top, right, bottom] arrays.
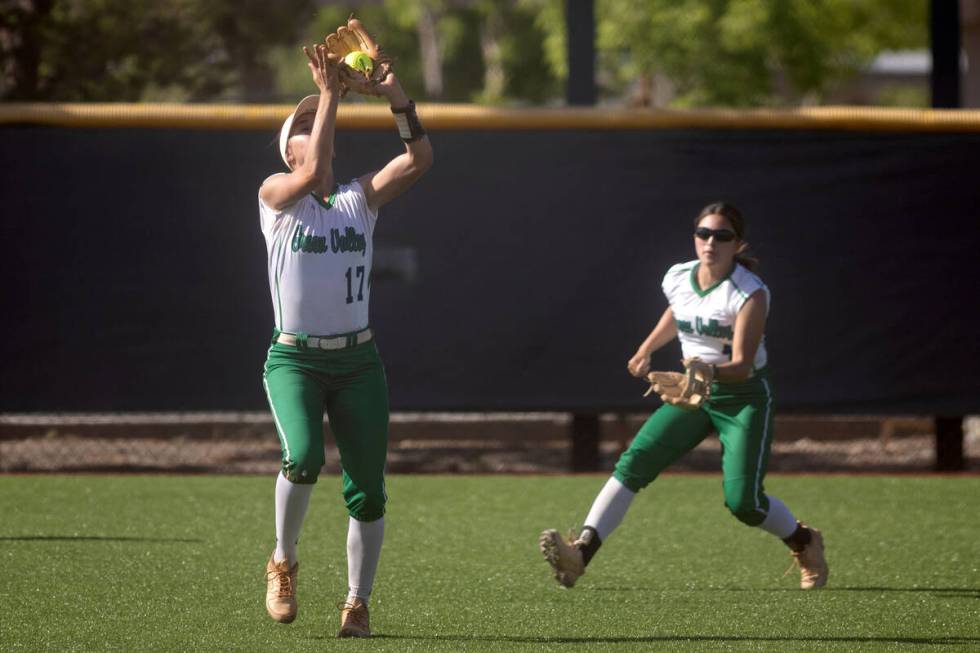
[[2, 102, 980, 132]]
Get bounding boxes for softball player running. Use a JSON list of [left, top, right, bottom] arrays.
[[259, 43, 432, 637], [540, 202, 828, 590]]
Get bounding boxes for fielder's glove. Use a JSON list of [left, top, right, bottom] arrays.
[[643, 357, 714, 410], [324, 17, 393, 97]]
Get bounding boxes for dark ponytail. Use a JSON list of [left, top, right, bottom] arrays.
[[694, 202, 759, 271]]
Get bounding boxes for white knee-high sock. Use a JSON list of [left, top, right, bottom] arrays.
[[757, 494, 798, 539], [347, 516, 385, 604], [583, 476, 637, 541], [273, 471, 313, 565]]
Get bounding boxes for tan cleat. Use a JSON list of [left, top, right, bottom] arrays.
[[338, 598, 371, 638], [265, 555, 298, 623], [789, 526, 829, 589], [539, 528, 585, 588]]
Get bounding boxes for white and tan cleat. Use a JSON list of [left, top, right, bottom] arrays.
[[789, 526, 829, 589], [265, 555, 298, 623], [539, 528, 585, 588], [338, 598, 371, 638]]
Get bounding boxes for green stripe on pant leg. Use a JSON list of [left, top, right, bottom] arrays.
[[324, 342, 390, 522], [613, 404, 714, 492], [709, 377, 776, 526]]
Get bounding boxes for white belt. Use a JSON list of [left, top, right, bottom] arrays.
[[277, 329, 372, 351]]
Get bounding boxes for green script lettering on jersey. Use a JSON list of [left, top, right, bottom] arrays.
[[331, 227, 367, 256], [291, 224, 327, 253], [676, 319, 694, 334], [290, 225, 366, 256], [695, 316, 733, 339]]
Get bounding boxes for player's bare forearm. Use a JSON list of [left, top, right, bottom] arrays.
[[638, 308, 678, 357], [260, 91, 337, 210], [381, 76, 433, 167], [404, 135, 434, 173], [627, 307, 676, 377], [260, 48, 339, 210], [381, 77, 411, 110], [713, 354, 756, 383], [303, 90, 338, 184], [360, 139, 433, 213], [299, 44, 340, 189], [360, 76, 433, 213]]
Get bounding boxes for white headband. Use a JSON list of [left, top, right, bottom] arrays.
[[278, 95, 319, 169]]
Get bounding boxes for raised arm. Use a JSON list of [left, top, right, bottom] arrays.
[[260, 45, 340, 211], [357, 74, 434, 214], [627, 307, 678, 378], [713, 289, 767, 382]]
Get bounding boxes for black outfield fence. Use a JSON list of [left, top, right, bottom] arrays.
[[1, 105, 978, 469]]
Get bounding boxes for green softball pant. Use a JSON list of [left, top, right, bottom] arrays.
[[262, 334, 389, 522], [613, 375, 776, 526]]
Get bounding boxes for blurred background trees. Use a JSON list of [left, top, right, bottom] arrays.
[[1, 0, 930, 106], [0, 0, 315, 101]]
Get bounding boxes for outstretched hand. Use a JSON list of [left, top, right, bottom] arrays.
[[303, 44, 341, 95], [373, 65, 404, 101], [627, 351, 651, 378], [338, 60, 395, 98]]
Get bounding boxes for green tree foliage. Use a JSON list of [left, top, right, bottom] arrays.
[[1, 0, 312, 101], [193, 0, 317, 102], [529, 0, 927, 107], [1, 0, 927, 106], [272, 1, 559, 104], [270, 4, 426, 102]]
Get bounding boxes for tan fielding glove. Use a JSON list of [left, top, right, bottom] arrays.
[[324, 17, 393, 96], [644, 357, 714, 410]]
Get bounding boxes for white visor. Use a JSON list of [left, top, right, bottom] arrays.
[[279, 94, 319, 169]]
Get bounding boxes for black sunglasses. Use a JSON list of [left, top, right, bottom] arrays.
[[694, 227, 737, 243]]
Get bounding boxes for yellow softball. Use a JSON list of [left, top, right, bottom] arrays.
[[343, 51, 374, 76]]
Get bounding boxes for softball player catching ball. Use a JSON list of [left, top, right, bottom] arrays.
[[540, 202, 829, 591], [259, 42, 431, 637]]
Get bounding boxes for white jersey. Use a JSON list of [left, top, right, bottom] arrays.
[[662, 260, 769, 373], [259, 179, 377, 336]]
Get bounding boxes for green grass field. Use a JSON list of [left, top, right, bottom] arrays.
[[1, 474, 977, 652]]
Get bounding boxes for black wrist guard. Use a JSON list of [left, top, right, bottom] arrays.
[[391, 100, 426, 142]]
